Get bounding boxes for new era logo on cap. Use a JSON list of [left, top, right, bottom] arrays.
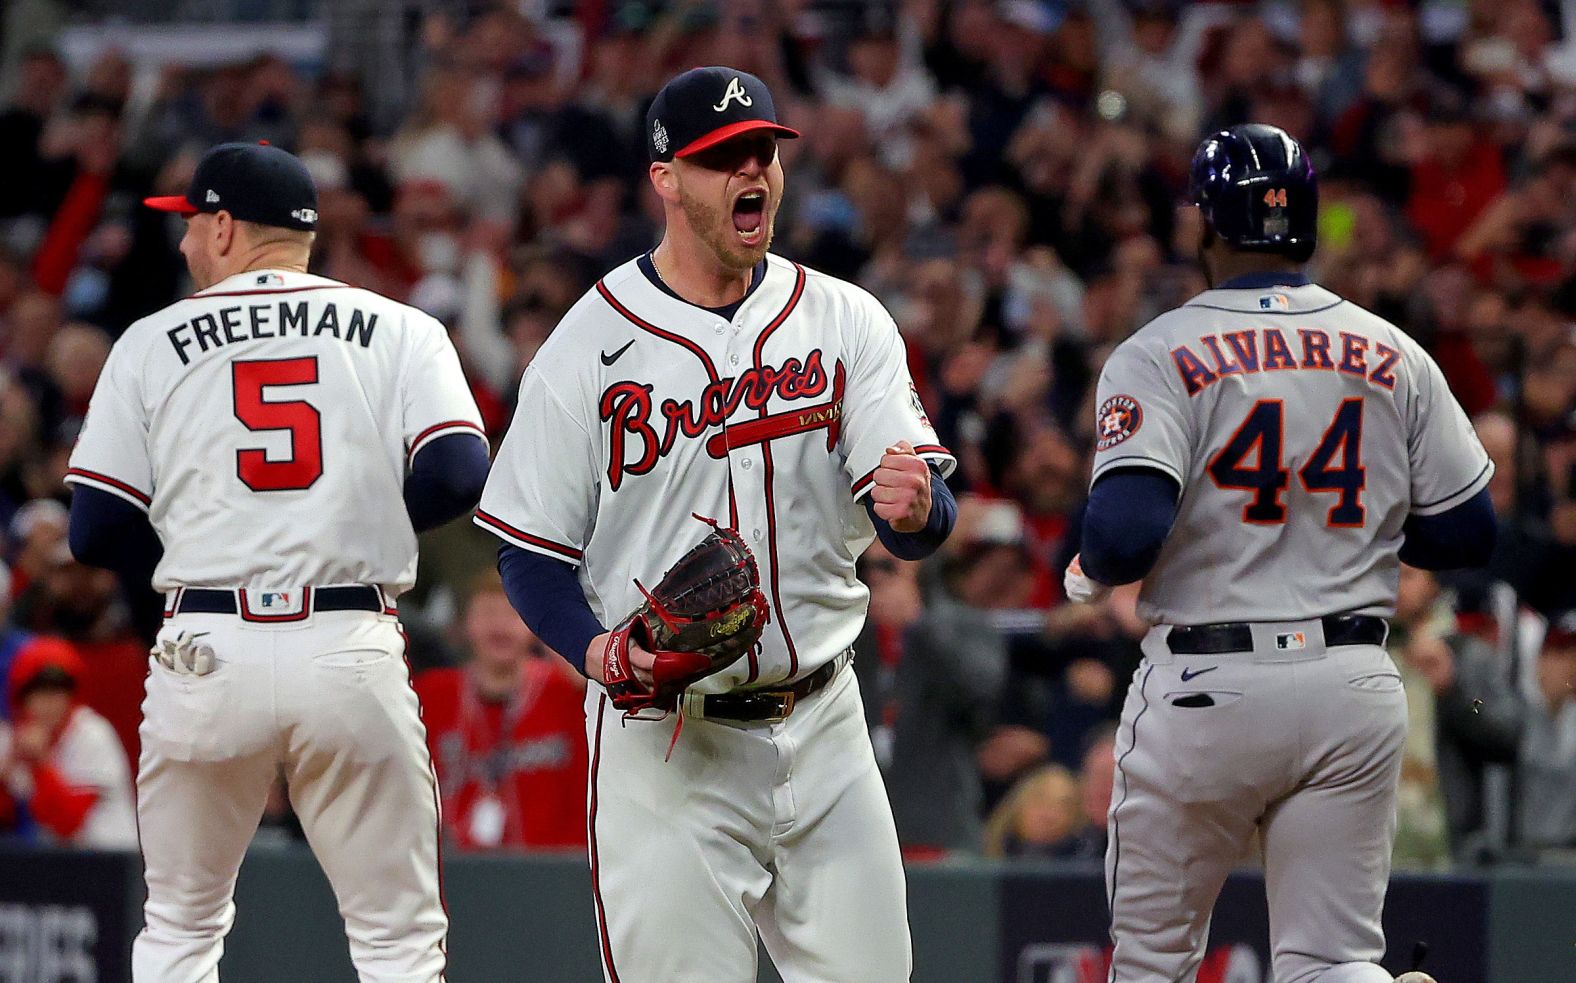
[[646, 66, 799, 163], [144, 142, 318, 232]]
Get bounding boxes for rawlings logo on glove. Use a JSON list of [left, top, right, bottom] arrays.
[[603, 516, 770, 716]]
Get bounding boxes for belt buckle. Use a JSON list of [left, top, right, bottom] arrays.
[[762, 691, 795, 723]]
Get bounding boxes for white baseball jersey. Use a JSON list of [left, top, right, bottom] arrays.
[[67, 268, 484, 595], [1091, 280, 1493, 624], [477, 253, 954, 689]]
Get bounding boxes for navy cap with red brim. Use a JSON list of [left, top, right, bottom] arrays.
[[674, 119, 801, 159], [143, 142, 318, 230], [647, 67, 799, 163]]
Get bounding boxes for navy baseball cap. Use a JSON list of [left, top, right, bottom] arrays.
[[144, 142, 318, 231], [646, 67, 799, 163]]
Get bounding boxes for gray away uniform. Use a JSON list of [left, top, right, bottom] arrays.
[[1090, 281, 1491, 983]]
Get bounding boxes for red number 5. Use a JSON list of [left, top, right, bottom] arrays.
[[232, 357, 323, 491]]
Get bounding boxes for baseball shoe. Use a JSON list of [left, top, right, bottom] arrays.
[[1394, 974, 1437, 983]]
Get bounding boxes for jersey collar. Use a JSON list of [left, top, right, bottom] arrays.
[[1216, 271, 1311, 290], [636, 252, 768, 322], [193, 268, 326, 296]]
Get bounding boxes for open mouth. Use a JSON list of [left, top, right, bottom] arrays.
[[732, 189, 767, 243]]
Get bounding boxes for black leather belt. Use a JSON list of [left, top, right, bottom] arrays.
[[1166, 614, 1387, 655], [173, 586, 386, 617], [698, 658, 845, 722]]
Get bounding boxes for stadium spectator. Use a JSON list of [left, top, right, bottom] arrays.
[[1518, 610, 1576, 853], [0, 636, 135, 848], [855, 541, 1006, 855], [1072, 724, 1118, 861], [1390, 565, 1526, 868], [416, 571, 587, 851], [981, 763, 1091, 859]]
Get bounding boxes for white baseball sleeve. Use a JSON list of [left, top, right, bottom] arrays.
[[401, 311, 486, 461], [66, 339, 155, 510], [840, 295, 954, 499], [474, 365, 599, 565]]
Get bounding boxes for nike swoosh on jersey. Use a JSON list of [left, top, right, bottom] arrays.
[[601, 340, 635, 366], [1179, 666, 1219, 682]]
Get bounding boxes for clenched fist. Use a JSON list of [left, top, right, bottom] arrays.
[[871, 441, 932, 532]]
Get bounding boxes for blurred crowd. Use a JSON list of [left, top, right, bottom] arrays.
[[0, 0, 1574, 869]]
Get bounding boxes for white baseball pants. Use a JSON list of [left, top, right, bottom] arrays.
[[1106, 621, 1408, 983], [133, 608, 447, 983], [585, 665, 912, 983]]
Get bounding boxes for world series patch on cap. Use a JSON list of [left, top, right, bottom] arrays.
[[144, 141, 319, 231], [646, 66, 800, 163]]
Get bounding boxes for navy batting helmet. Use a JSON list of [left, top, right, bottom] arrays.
[[1188, 124, 1317, 262]]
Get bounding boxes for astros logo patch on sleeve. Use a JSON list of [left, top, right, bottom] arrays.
[[1096, 394, 1143, 451]]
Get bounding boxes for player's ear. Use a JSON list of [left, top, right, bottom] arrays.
[[214, 209, 236, 256], [649, 161, 680, 205]]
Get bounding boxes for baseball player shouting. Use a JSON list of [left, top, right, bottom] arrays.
[[1065, 124, 1494, 983], [476, 67, 957, 981], [65, 143, 489, 982]]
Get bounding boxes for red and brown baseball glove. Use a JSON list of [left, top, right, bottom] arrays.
[[602, 517, 770, 716]]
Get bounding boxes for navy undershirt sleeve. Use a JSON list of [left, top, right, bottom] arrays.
[[1399, 487, 1497, 570], [405, 432, 490, 532], [863, 467, 956, 561], [1080, 468, 1181, 586], [68, 485, 163, 585], [497, 544, 605, 675]]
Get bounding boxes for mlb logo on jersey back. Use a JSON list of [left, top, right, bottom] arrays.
[[1259, 294, 1290, 311], [255, 273, 285, 287], [1276, 632, 1307, 651]]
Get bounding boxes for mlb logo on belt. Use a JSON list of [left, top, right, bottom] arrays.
[[1276, 631, 1307, 650], [240, 588, 311, 621], [259, 591, 292, 610]]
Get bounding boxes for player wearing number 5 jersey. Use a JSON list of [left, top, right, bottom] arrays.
[[1065, 125, 1493, 983], [64, 143, 489, 983]]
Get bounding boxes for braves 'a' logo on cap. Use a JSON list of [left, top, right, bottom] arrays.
[[652, 119, 670, 155], [713, 76, 753, 112], [1096, 394, 1143, 451]]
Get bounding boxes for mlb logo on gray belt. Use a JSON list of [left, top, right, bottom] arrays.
[[1277, 631, 1307, 650]]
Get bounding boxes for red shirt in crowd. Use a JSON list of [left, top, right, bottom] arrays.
[[415, 658, 588, 851], [1407, 140, 1506, 262]]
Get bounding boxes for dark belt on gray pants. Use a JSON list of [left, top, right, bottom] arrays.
[[1166, 614, 1388, 656]]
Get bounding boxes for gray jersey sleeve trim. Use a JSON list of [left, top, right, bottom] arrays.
[[1091, 454, 1185, 486], [1411, 459, 1494, 517]]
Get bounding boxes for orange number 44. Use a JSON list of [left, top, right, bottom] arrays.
[[1264, 188, 1288, 207]]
